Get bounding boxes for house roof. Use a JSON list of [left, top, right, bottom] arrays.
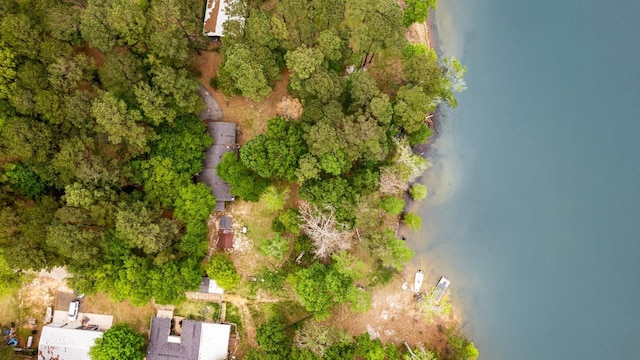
[[199, 122, 238, 211], [197, 169, 233, 202], [199, 277, 224, 294], [219, 216, 232, 230], [38, 326, 105, 360], [218, 231, 233, 250], [203, 0, 239, 37], [147, 317, 230, 360], [207, 122, 236, 145]]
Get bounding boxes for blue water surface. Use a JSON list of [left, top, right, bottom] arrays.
[[414, 0, 640, 358]]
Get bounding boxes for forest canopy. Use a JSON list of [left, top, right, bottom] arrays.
[[0, 0, 213, 305]]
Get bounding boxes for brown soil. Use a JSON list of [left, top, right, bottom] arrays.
[[192, 51, 291, 146], [325, 264, 458, 353]]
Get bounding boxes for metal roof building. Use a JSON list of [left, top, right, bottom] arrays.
[[147, 317, 231, 360], [203, 0, 243, 38], [38, 312, 114, 360]]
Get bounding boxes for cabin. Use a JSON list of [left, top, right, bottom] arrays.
[[38, 311, 113, 360], [203, 0, 243, 38], [199, 277, 225, 295], [147, 314, 233, 360], [218, 216, 234, 250], [198, 122, 237, 211]]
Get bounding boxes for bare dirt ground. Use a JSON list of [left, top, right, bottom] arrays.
[[326, 265, 458, 353]]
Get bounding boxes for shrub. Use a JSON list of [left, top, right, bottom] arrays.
[[409, 183, 427, 201], [209, 76, 219, 89], [260, 186, 289, 213], [259, 234, 290, 260], [89, 324, 145, 360], [205, 253, 240, 289], [403, 212, 422, 230], [379, 196, 405, 215], [278, 209, 300, 234]]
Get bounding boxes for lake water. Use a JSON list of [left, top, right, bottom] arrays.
[[411, 0, 640, 358]]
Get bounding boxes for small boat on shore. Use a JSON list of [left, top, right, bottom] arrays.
[[414, 270, 424, 293], [431, 276, 451, 304]]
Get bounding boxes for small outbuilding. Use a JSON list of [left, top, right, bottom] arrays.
[[218, 216, 234, 250], [199, 277, 225, 295]]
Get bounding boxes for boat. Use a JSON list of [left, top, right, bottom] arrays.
[[413, 270, 424, 293], [431, 276, 451, 304]]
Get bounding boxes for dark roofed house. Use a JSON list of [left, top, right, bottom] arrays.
[[198, 122, 237, 211], [147, 317, 231, 360], [218, 216, 234, 250]]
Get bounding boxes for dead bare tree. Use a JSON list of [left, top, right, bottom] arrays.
[[276, 96, 304, 119], [298, 202, 353, 260]]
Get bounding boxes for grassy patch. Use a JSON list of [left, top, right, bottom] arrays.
[[81, 293, 155, 334], [225, 303, 242, 333], [175, 301, 221, 322], [252, 301, 309, 328], [0, 288, 20, 324]]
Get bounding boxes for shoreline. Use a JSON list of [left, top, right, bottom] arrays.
[[399, 9, 466, 327]]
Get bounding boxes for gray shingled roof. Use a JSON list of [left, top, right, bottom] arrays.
[[219, 216, 232, 230], [207, 122, 236, 145], [147, 317, 201, 360], [199, 122, 237, 211]]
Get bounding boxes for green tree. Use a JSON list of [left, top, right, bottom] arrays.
[[259, 233, 289, 260], [146, 0, 203, 67], [354, 333, 400, 360], [365, 229, 414, 270], [91, 92, 151, 156], [80, 0, 117, 51], [445, 329, 479, 360], [150, 64, 203, 115], [3, 162, 45, 198], [240, 117, 307, 181], [0, 13, 41, 59], [317, 30, 344, 62], [345, 0, 406, 68], [260, 186, 290, 213], [89, 324, 145, 360], [409, 183, 428, 201], [286, 45, 324, 79], [394, 85, 432, 136], [256, 316, 291, 356], [380, 196, 405, 215], [205, 253, 240, 290], [115, 202, 179, 254], [98, 51, 144, 96], [134, 82, 176, 125], [151, 115, 211, 174], [219, 43, 274, 101], [291, 263, 361, 319], [174, 183, 216, 224], [403, 0, 437, 27], [0, 43, 16, 100], [0, 117, 52, 166], [403, 212, 422, 230], [217, 152, 270, 201]]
